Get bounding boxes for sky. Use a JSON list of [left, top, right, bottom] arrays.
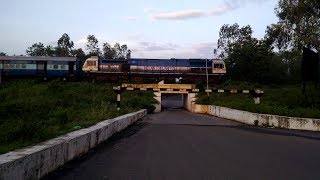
[[0, 0, 278, 58]]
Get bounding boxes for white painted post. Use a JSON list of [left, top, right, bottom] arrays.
[[254, 97, 260, 104], [206, 59, 209, 97], [254, 89, 261, 104], [117, 93, 121, 110]]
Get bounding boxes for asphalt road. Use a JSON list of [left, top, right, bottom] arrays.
[[45, 96, 320, 180]]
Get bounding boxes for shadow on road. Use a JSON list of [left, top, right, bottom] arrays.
[[150, 122, 320, 141]]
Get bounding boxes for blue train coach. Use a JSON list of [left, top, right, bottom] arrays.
[[0, 56, 81, 79]]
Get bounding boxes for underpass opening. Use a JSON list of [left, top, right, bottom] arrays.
[[161, 94, 184, 110]]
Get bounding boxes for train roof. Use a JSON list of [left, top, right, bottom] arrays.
[[0, 56, 77, 62], [212, 59, 224, 62], [88, 56, 222, 61]]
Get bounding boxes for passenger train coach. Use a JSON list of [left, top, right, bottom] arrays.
[[82, 56, 226, 83], [0, 56, 82, 79]]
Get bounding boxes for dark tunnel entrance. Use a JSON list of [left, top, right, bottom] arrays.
[[161, 94, 184, 110]]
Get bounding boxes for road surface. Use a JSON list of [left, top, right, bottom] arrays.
[[45, 96, 320, 179]]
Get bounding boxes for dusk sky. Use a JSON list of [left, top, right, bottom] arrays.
[[1, 0, 278, 58]]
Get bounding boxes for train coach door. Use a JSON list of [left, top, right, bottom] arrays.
[[3, 60, 10, 74], [37, 61, 47, 76], [68, 61, 75, 75]]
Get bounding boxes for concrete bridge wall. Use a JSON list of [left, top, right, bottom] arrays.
[[192, 104, 320, 132]]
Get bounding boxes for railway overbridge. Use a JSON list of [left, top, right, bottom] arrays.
[[113, 82, 264, 112]]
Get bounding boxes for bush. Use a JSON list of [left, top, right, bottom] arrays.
[[0, 80, 155, 154], [143, 104, 156, 114], [197, 82, 320, 119]]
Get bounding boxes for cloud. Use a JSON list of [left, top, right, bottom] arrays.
[[152, 6, 233, 20], [126, 33, 145, 40], [147, 0, 272, 20], [144, 8, 156, 14], [135, 42, 179, 51], [74, 37, 87, 49], [224, 0, 273, 9], [125, 16, 137, 21]]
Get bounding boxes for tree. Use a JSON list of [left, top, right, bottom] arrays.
[[113, 43, 121, 59], [265, 0, 320, 86], [126, 49, 131, 59], [102, 42, 115, 59], [113, 43, 131, 59], [120, 44, 131, 59], [45, 45, 57, 56], [86, 35, 100, 56], [214, 24, 275, 83], [26, 42, 47, 56], [71, 48, 86, 63], [102, 42, 131, 59], [215, 23, 253, 59], [0, 52, 7, 56], [71, 48, 85, 58], [269, 0, 320, 51], [57, 33, 74, 56]]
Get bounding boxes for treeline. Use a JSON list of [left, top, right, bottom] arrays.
[[0, 34, 131, 62], [214, 23, 301, 84], [214, 0, 319, 84]]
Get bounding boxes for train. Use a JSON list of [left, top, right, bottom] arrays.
[[0, 56, 226, 83], [0, 56, 82, 79], [82, 56, 226, 83]]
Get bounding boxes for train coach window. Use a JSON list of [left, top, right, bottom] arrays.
[[87, 61, 96, 66], [22, 64, 26, 69], [61, 65, 66, 69], [4, 64, 10, 69], [53, 65, 58, 69], [16, 64, 21, 69], [214, 64, 224, 68]]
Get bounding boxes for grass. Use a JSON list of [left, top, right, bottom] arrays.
[[196, 81, 320, 119], [0, 80, 155, 154]]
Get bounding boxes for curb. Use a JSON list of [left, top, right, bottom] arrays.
[[0, 109, 147, 180], [193, 104, 320, 132]]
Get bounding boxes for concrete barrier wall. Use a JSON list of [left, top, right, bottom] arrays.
[[193, 104, 320, 132], [0, 109, 147, 180], [184, 93, 197, 112]]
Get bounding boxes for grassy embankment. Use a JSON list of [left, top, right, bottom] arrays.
[[0, 80, 155, 154], [196, 81, 320, 119]]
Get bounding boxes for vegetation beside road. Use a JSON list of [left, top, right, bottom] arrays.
[[0, 80, 155, 154], [196, 81, 320, 119]]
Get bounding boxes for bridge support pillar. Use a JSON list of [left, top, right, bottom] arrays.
[[153, 92, 161, 113], [184, 93, 197, 112]]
